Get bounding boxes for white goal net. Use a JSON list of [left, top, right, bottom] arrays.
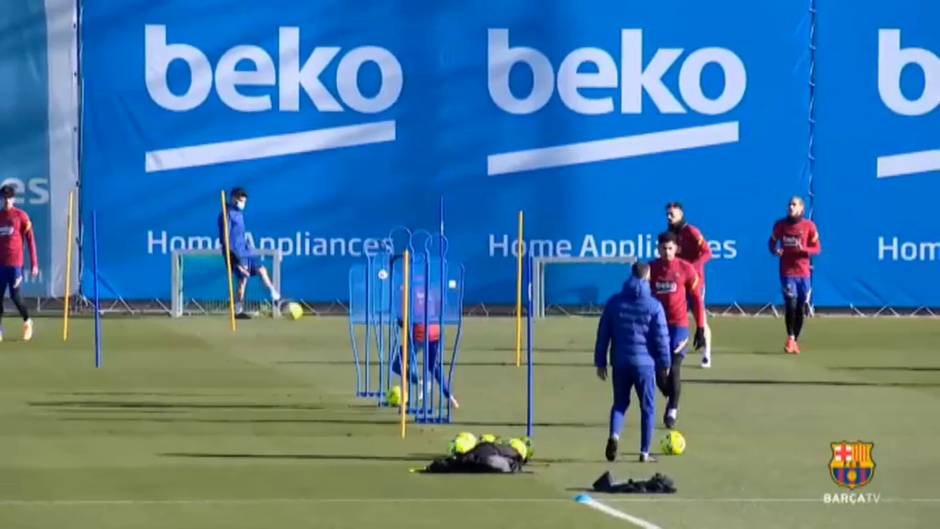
[[171, 248, 282, 317], [532, 256, 637, 319]]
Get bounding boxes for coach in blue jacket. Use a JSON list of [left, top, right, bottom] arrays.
[[594, 262, 671, 463]]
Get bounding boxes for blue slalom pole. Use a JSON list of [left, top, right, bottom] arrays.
[[526, 252, 533, 438], [92, 210, 102, 368], [445, 263, 465, 424], [406, 253, 418, 415], [348, 268, 363, 396], [387, 254, 399, 403], [365, 257, 372, 397], [374, 255, 386, 403], [438, 196, 446, 422], [421, 251, 431, 421], [383, 252, 394, 398]]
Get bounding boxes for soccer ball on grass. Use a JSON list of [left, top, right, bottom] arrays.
[[285, 302, 304, 320], [386, 385, 402, 407], [448, 432, 478, 455], [661, 430, 687, 455]]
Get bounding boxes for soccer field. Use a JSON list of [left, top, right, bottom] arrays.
[[1, 316, 938, 529]]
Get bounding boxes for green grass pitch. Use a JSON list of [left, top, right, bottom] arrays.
[[1, 315, 938, 528]]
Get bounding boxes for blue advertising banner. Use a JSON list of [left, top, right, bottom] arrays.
[[814, 0, 940, 307], [1, 0, 49, 296], [80, 1, 812, 305], [1, 0, 78, 297]]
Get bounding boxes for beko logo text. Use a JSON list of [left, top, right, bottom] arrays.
[[486, 29, 746, 176], [488, 29, 746, 116], [145, 25, 402, 113], [878, 29, 938, 116], [143, 25, 400, 173], [874, 29, 939, 179]]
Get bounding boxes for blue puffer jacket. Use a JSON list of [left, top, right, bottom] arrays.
[[594, 276, 671, 371]]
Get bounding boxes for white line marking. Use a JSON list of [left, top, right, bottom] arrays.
[[0, 497, 936, 507], [0, 498, 564, 507], [876, 149, 940, 178], [575, 494, 662, 529], [486, 122, 739, 176], [144, 120, 397, 173], [0, 498, 562, 506]]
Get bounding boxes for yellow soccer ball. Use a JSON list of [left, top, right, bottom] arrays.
[[479, 433, 497, 444], [661, 430, 687, 455], [286, 302, 304, 320], [386, 385, 402, 407], [508, 438, 529, 460], [448, 432, 478, 455], [521, 436, 534, 460]]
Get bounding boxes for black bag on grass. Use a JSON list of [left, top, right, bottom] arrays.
[[592, 471, 677, 493], [424, 442, 525, 474]]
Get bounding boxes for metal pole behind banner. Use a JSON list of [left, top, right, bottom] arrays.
[[92, 211, 102, 368]]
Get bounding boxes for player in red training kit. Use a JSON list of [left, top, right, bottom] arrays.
[[769, 196, 821, 354], [666, 202, 713, 368], [650, 231, 706, 429], [0, 185, 39, 341]]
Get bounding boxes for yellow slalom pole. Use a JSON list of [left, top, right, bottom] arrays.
[[62, 191, 74, 341], [401, 250, 410, 439], [220, 191, 237, 332], [515, 211, 524, 367]]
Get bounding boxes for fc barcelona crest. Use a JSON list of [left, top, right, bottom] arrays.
[[829, 441, 875, 489]]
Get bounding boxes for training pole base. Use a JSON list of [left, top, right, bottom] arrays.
[[413, 418, 451, 424], [413, 413, 452, 424]]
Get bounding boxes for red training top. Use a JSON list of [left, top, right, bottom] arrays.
[[769, 218, 821, 278], [0, 207, 38, 269], [650, 257, 705, 328], [674, 223, 712, 285]]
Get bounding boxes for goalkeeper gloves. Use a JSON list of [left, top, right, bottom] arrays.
[[693, 328, 706, 350]]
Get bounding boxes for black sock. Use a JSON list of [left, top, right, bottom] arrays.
[[793, 304, 806, 339], [666, 353, 683, 410], [784, 298, 798, 337], [10, 287, 29, 321]]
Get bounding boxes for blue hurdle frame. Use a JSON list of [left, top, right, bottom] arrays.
[[348, 197, 465, 424]]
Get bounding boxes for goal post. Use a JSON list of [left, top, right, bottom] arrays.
[[532, 255, 637, 319], [171, 248, 282, 318]]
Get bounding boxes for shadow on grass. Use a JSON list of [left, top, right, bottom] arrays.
[[277, 360, 591, 368], [830, 366, 940, 372], [160, 452, 610, 466], [529, 458, 629, 464], [491, 347, 592, 354], [52, 408, 183, 414], [30, 400, 327, 411], [48, 391, 245, 397], [160, 452, 432, 462], [685, 378, 940, 388], [57, 416, 607, 428]]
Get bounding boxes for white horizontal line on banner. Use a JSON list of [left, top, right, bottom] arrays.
[[144, 121, 397, 173], [876, 149, 940, 178], [486, 121, 740, 176]]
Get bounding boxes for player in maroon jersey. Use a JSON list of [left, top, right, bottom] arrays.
[[768, 196, 821, 354], [650, 231, 706, 429], [0, 185, 39, 341], [666, 202, 713, 368]]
